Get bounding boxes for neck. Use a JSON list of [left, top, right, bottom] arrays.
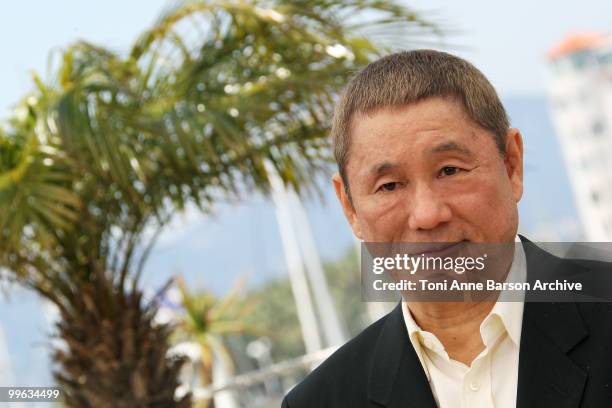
[[407, 300, 495, 365]]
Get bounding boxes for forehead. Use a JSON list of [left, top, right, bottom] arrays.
[[343, 97, 497, 180], [350, 97, 473, 138], [349, 97, 481, 152]]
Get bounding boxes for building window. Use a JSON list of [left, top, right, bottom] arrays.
[[592, 120, 605, 136], [570, 51, 592, 70], [597, 51, 612, 66]]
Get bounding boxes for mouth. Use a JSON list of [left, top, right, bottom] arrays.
[[405, 240, 468, 256]]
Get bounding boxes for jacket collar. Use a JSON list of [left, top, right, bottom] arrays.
[[517, 235, 589, 408], [368, 302, 437, 407]]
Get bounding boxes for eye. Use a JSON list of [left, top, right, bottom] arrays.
[[378, 182, 399, 192], [439, 166, 461, 177]]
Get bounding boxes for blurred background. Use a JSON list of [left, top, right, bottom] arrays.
[[0, 0, 611, 407]]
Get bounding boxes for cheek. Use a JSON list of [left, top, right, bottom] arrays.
[[452, 173, 518, 236], [355, 195, 410, 240]]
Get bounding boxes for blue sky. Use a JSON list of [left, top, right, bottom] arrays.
[[1, 0, 167, 118], [2, 0, 612, 115], [406, 0, 612, 95]]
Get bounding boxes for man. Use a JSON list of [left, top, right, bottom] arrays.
[[281, 50, 612, 407]]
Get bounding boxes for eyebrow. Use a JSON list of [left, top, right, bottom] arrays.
[[428, 141, 474, 157], [368, 161, 400, 176], [366, 142, 474, 177]]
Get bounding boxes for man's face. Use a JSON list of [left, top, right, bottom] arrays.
[[333, 96, 524, 244]]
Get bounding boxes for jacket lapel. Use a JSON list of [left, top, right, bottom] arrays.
[[517, 238, 589, 408], [368, 303, 437, 408]]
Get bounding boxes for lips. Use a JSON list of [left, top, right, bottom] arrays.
[[404, 240, 467, 256]]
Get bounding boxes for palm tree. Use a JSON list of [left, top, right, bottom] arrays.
[[174, 276, 256, 407], [0, 0, 441, 406]]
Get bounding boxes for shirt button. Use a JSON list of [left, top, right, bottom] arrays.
[[469, 380, 480, 391]]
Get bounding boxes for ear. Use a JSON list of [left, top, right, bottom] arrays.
[[332, 173, 363, 240], [503, 128, 524, 202]]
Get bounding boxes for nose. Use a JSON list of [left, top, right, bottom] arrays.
[[407, 184, 452, 231]]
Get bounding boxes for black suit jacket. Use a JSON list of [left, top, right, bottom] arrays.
[[282, 239, 612, 407]]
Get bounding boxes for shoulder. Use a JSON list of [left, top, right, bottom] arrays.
[[568, 256, 612, 274], [566, 255, 612, 305], [282, 312, 390, 407]]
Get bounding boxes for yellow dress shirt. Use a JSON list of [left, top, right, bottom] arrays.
[[401, 237, 526, 408]]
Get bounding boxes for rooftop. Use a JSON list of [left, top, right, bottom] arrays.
[[547, 33, 607, 60]]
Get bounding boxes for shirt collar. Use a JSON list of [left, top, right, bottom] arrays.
[[401, 235, 526, 348], [492, 235, 526, 346]]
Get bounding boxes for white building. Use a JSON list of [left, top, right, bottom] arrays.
[[545, 33, 612, 241]]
